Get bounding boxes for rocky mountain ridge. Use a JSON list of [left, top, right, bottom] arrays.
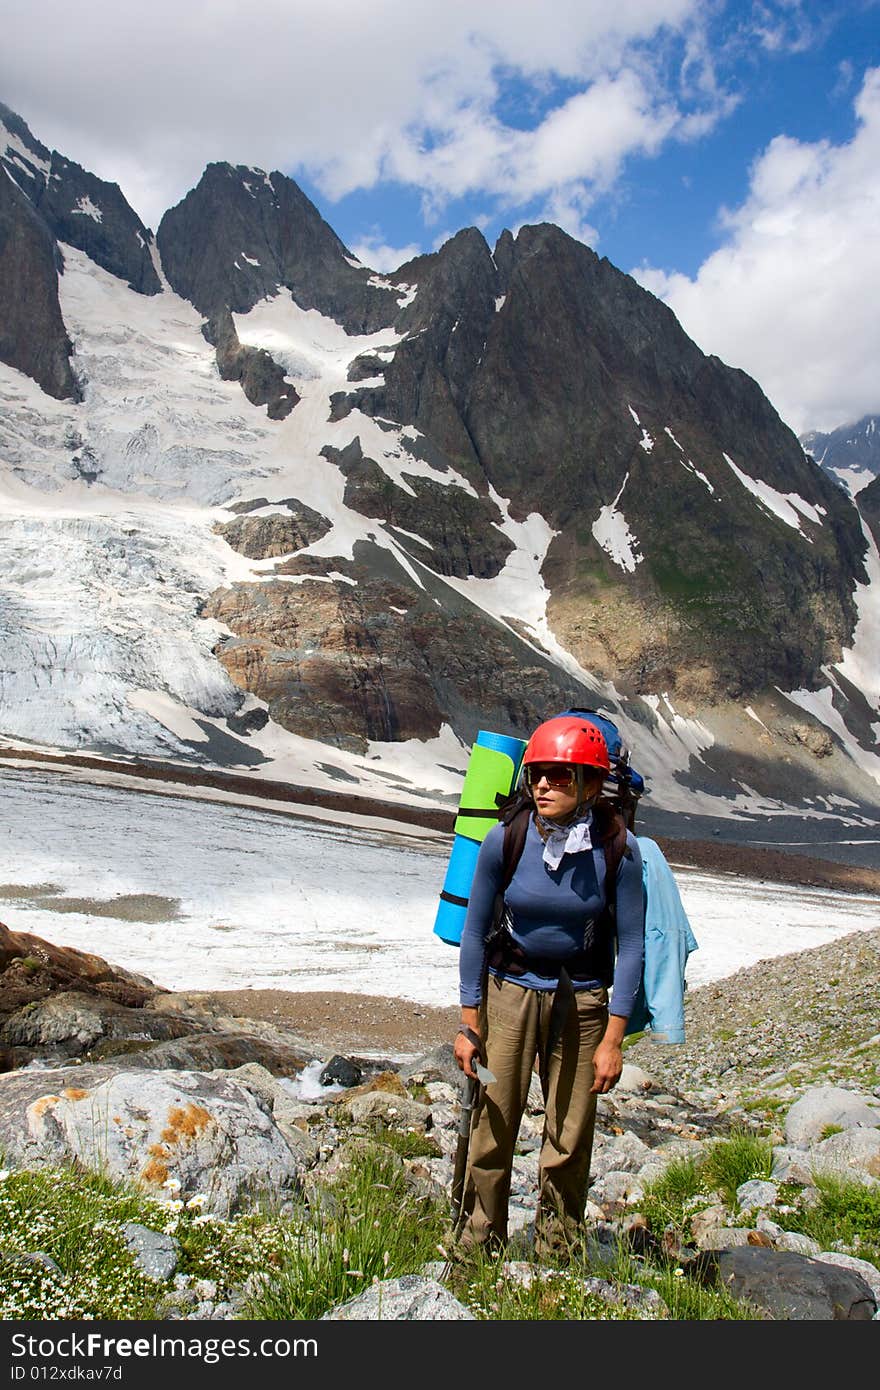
[[0, 99, 878, 823], [802, 415, 880, 493]]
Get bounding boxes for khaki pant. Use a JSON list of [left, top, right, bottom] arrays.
[[458, 975, 608, 1257]]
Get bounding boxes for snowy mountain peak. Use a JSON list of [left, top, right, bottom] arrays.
[[801, 415, 880, 498], [0, 98, 878, 824]]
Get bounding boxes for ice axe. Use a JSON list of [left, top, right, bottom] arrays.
[[450, 1055, 495, 1230]]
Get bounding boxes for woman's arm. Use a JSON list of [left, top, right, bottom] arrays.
[[591, 834, 645, 1093]]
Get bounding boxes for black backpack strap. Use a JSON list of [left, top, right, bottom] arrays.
[[500, 800, 531, 889], [478, 799, 532, 1005], [599, 810, 629, 928]]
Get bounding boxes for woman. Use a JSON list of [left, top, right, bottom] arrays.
[[453, 714, 645, 1257]]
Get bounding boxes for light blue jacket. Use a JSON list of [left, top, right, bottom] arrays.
[[623, 836, 698, 1044]]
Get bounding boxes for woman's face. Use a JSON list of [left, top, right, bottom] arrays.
[[526, 763, 604, 821]]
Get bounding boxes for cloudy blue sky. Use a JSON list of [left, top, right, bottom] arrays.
[[2, 0, 878, 434]]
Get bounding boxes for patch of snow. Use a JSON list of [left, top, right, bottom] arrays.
[[829, 466, 875, 498], [71, 195, 102, 222], [722, 452, 822, 535], [745, 705, 770, 732], [127, 689, 211, 743], [366, 273, 400, 294], [664, 427, 684, 451], [241, 252, 261, 267], [681, 458, 715, 494], [495, 296, 506, 312], [639, 429, 654, 453], [592, 473, 643, 572], [628, 406, 640, 425], [387, 522, 434, 547]]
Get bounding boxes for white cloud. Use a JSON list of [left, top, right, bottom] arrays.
[[348, 234, 423, 273], [633, 66, 880, 435], [1, 0, 716, 230]]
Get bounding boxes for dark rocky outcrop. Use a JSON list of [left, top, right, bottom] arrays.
[[0, 170, 79, 400], [326, 436, 513, 579], [694, 1247, 877, 1320], [203, 306, 299, 419], [1, 101, 159, 296], [156, 163, 404, 333], [214, 497, 332, 559]]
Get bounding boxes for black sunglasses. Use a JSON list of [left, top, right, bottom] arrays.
[[524, 764, 577, 789]]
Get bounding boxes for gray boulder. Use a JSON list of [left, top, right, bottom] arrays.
[[0, 1066, 304, 1212], [321, 1275, 475, 1320], [809, 1127, 880, 1184], [342, 1092, 432, 1129], [736, 1179, 779, 1212], [122, 1224, 180, 1281], [784, 1086, 880, 1148]]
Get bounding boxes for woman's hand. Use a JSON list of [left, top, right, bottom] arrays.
[[590, 1013, 627, 1094], [454, 1012, 482, 1078], [589, 1037, 623, 1093], [454, 1031, 480, 1078]]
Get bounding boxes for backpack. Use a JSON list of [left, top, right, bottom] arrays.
[[432, 709, 644, 947]]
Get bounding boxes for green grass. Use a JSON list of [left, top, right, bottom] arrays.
[[819, 1124, 845, 1140], [638, 1129, 777, 1227], [1, 1134, 876, 1322], [638, 1156, 705, 1232], [701, 1127, 774, 1207], [777, 1176, 880, 1265], [242, 1147, 447, 1319]]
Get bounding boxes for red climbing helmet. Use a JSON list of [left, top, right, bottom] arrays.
[[522, 715, 610, 774]]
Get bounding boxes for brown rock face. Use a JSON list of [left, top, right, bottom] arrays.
[[0, 921, 155, 1015], [204, 574, 443, 750], [203, 542, 594, 752], [214, 502, 331, 559]]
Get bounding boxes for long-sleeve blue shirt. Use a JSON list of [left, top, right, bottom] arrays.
[[459, 815, 645, 1017]]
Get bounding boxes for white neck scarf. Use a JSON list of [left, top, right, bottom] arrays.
[[535, 809, 594, 871]]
